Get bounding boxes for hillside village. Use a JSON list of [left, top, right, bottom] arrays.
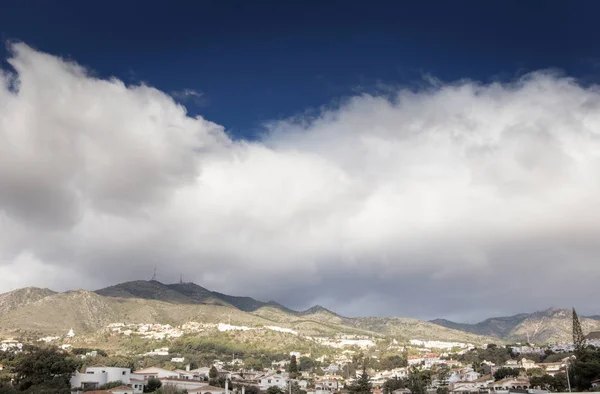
[[1, 284, 600, 393], [2, 320, 600, 394]]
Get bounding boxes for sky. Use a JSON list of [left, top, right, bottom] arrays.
[[1, 1, 600, 322]]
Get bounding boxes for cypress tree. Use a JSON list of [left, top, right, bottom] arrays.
[[572, 308, 586, 356], [289, 355, 299, 378], [349, 364, 372, 394]]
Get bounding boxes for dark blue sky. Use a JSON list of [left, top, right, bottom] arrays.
[[2, 0, 600, 138]]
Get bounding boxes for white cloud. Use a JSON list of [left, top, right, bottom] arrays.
[[1, 43, 600, 319]]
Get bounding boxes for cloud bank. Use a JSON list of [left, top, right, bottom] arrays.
[[1, 43, 599, 321]]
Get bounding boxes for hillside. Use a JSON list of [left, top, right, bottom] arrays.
[[430, 313, 530, 339], [0, 280, 499, 345], [0, 287, 56, 315], [431, 307, 600, 343], [6, 280, 595, 345], [343, 316, 499, 343]]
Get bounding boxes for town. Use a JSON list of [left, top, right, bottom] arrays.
[[1, 311, 599, 394]]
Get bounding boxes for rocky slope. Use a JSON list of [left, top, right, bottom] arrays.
[[0, 280, 498, 344], [431, 307, 600, 343], [0, 287, 56, 315]]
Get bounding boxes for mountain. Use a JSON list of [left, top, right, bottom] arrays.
[[2, 281, 598, 345], [431, 307, 600, 343], [97, 280, 297, 312], [0, 287, 56, 315], [0, 280, 500, 345], [430, 313, 530, 339]]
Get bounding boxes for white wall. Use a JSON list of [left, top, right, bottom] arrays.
[[70, 367, 131, 389]]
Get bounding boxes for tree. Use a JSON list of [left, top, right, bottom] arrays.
[[348, 364, 372, 394], [526, 368, 545, 378], [0, 381, 17, 394], [436, 387, 449, 394], [571, 347, 600, 391], [245, 358, 264, 372], [244, 386, 261, 394], [471, 360, 485, 375], [571, 309, 600, 391], [267, 386, 284, 394], [11, 345, 79, 393], [530, 373, 568, 392], [436, 365, 450, 382], [97, 380, 125, 390], [145, 377, 162, 393], [380, 355, 407, 371], [289, 355, 299, 378], [573, 308, 586, 356], [382, 377, 407, 394], [290, 381, 307, 394], [210, 365, 219, 379], [493, 367, 522, 381], [299, 357, 314, 372], [407, 367, 431, 394]]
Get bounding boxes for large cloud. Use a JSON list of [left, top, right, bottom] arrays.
[[1, 43, 599, 321]]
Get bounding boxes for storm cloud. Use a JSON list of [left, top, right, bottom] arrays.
[[1, 43, 599, 321]]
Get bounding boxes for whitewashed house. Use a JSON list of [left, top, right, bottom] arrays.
[[70, 366, 132, 391], [259, 374, 289, 390]]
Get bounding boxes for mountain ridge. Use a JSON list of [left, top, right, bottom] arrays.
[[1, 281, 599, 344], [0, 280, 498, 344], [430, 307, 600, 343]]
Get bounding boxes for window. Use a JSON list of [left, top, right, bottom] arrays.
[[123, 371, 127, 375]]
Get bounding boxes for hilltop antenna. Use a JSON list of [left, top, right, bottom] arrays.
[[180, 273, 183, 284], [151, 266, 157, 281]]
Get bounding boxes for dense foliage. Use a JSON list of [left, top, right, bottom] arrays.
[[145, 377, 162, 393], [348, 365, 373, 394], [529, 373, 568, 392], [406, 367, 431, 394], [493, 367, 523, 381], [571, 308, 600, 391], [382, 377, 407, 394], [2, 345, 79, 393]]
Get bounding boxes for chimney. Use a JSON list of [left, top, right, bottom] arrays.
[[225, 378, 229, 394], [242, 386, 246, 394], [186, 363, 190, 372]]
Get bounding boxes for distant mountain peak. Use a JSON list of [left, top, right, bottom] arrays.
[[431, 307, 600, 343], [302, 305, 337, 315]]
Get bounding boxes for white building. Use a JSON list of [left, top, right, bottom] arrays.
[[70, 367, 137, 392], [259, 374, 289, 389], [133, 367, 180, 379]]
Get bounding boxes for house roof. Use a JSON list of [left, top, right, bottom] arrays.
[[473, 374, 493, 383], [134, 367, 176, 374], [188, 385, 225, 392], [492, 377, 529, 385]]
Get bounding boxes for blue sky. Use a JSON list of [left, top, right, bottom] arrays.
[[3, 0, 600, 138], [3, 1, 600, 320]]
